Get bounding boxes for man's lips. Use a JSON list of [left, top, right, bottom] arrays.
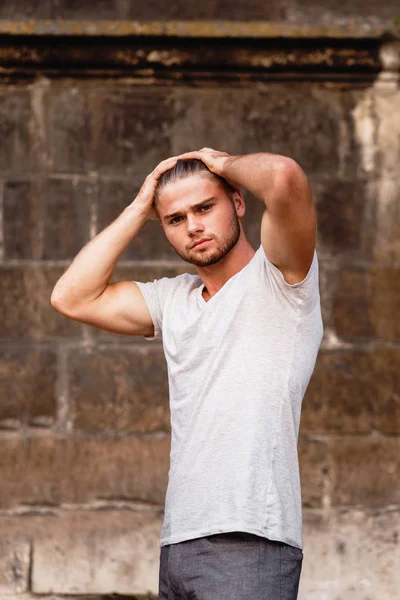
[[190, 238, 212, 249]]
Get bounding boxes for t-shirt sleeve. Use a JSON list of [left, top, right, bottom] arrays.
[[256, 244, 320, 318], [134, 276, 175, 340]]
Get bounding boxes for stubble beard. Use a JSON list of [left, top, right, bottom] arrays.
[[172, 209, 241, 267]]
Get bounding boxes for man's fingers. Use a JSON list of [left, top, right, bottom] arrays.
[[175, 152, 201, 159], [155, 156, 180, 170], [151, 156, 180, 177]]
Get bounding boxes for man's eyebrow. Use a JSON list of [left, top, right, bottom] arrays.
[[163, 197, 217, 222]]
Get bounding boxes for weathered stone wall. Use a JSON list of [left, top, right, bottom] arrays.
[[0, 4, 399, 599]]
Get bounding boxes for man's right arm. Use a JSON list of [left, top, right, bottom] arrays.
[[50, 205, 155, 337], [50, 155, 179, 337]]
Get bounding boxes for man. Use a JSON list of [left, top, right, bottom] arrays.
[[51, 147, 323, 600]]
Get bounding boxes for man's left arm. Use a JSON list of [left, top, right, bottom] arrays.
[[175, 148, 316, 285], [222, 152, 317, 285]]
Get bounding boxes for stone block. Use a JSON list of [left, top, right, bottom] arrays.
[[0, 266, 83, 339], [301, 350, 372, 435], [353, 89, 400, 184], [293, 0, 400, 25], [317, 259, 339, 338], [3, 177, 94, 260], [356, 263, 400, 341], [0, 534, 30, 594], [333, 265, 400, 341], [332, 267, 372, 339], [240, 86, 343, 178], [0, 347, 57, 429], [0, 436, 170, 509], [46, 0, 288, 21], [301, 348, 400, 435], [31, 510, 162, 595], [298, 437, 328, 508], [3, 180, 37, 259], [368, 348, 400, 435], [170, 88, 250, 158], [367, 178, 400, 262], [329, 437, 400, 508], [42, 177, 93, 260], [0, 511, 163, 596], [0, 0, 51, 19], [0, 88, 37, 174], [86, 85, 176, 175], [126, 0, 287, 20], [373, 92, 400, 180], [312, 178, 375, 261], [48, 0, 122, 20], [46, 83, 93, 174], [300, 508, 400, 599], [69, 346, 170, 434]]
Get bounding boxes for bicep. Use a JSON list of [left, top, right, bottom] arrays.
[[260, 163, 316, 285], [53, 280, 154, 336]]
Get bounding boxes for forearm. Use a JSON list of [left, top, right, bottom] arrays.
[[222, 152, 294, 206], [51, 203, 148, 309]]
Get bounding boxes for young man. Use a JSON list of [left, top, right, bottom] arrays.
[[51, 148, 324, 600]]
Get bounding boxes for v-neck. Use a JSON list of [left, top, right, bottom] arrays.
[[197, 248, 259, 307]]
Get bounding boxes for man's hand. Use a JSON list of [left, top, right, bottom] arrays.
[[177, 147, 239, 188], [131, 155, 181, 220]]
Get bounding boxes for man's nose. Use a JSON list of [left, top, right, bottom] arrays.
[[186, 215, 204, 234]]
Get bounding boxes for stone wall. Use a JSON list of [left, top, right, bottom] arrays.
[[0, 4, 399, 599]]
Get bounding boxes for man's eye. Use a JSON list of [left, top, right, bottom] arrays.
[[171, 217, 182, 224], [200, 205, 212, 211]]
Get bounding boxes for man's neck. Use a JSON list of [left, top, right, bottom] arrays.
[[196, 237, 256, 301]]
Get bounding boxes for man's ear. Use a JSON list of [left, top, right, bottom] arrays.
[[233, 190, 245, 217]]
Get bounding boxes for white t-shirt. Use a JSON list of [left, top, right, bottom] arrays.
[[135, 243, 323, 549]]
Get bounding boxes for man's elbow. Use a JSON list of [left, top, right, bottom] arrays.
[[269, 158, 311, 207], [50, 294, 66, 315], [50, 291, 74, 317]]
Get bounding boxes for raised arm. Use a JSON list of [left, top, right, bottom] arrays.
[[175, 148, 316, 285], [50, 155, 179, 336]]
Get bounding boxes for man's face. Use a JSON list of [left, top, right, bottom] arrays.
[[157, 174, 244, 267]]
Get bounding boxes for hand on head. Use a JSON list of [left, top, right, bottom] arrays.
[[132, 155, 180, 219], [175, 147, 233, 182], [132, 148, 234, 220]]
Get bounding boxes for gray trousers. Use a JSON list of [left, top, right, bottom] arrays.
[[158, 531, 303, 600]]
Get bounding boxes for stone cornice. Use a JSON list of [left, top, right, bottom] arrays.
[[0, 19, 398, 82], [0, 19, 399, 39]]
